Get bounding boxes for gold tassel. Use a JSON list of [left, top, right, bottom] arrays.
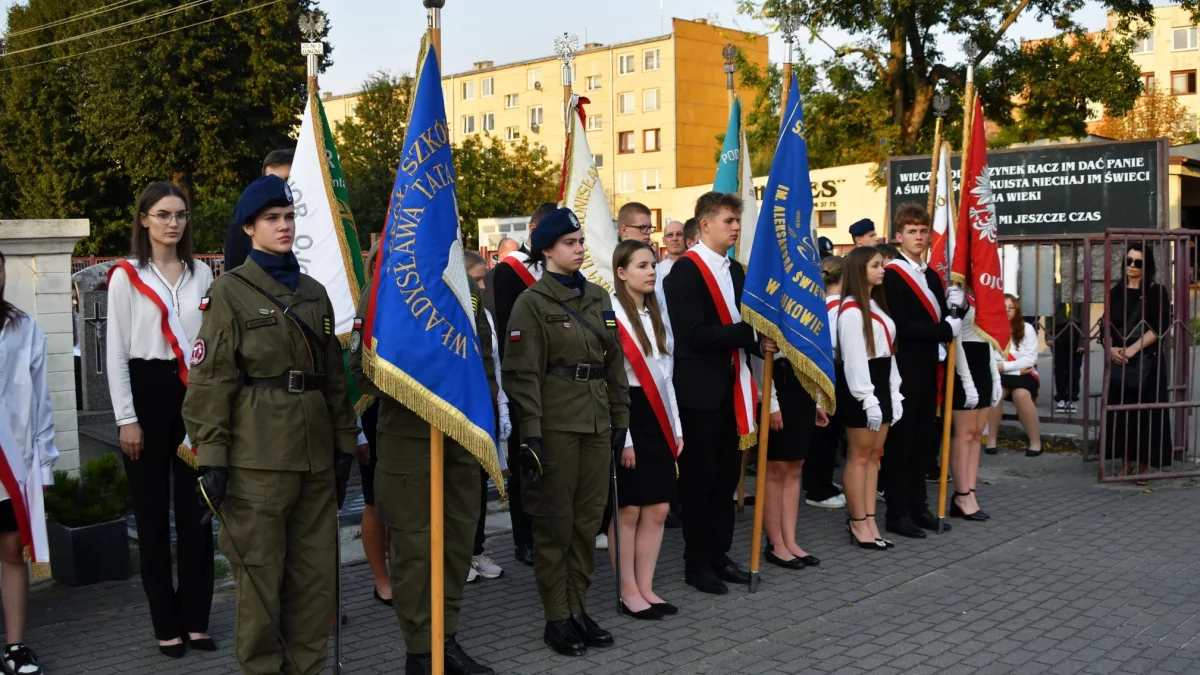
[[176, 445, 199, 470], [742, 306, 839, 415], [738, 432, 758, 451], [30, 562, 51, 579]]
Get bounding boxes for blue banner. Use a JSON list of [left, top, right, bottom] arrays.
[[741, 74, 837, 411], [362, 38, 500, 485]]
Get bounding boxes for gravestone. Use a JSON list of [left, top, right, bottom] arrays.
[[79, 290, 111, 412], [71, 260, 118, 295]]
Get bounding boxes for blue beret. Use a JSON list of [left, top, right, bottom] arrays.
[[234, 175, 294, 227], [848, 218, 875, 237], [529, 207, 581, 252], [818, 236, 834, 259]]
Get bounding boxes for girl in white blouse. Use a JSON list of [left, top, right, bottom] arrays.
[[948, 293, 1000, 522], [836, 247, 902, 550], [105, 182, 215, 658], [609, 240, 683, 620], [986, 294, 1042, 457]]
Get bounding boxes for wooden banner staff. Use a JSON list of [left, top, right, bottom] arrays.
[[936, 42, 978, 536]]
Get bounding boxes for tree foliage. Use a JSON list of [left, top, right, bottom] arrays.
[[1093, 86, 1200, 145], [451, 134, 560, 245], [0, 0, 331, 254]]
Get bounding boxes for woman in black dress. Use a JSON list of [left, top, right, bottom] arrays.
[[609, 240, 682, 620], [949, 293, 998, 521], [1105, 243, 1172, 483]]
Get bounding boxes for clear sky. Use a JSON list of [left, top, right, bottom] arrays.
[[0, 0, 1110, 96]]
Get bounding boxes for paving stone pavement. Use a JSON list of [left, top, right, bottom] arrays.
[[21, 451, 1200, 675]]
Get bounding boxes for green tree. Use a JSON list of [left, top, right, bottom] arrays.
[[337, 71, 416, 244], [451, 134, 559, 244]]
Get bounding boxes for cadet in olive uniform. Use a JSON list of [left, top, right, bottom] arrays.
[[182, 175, 359, 675], [348, 279, 496, 675], [502, 208, 630, 656]]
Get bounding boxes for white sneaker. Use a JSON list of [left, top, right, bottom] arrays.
[[806, 494, 847, 509], [1068, 401, 1078, 413], [466, 566, 479, 584], [595, 533, 609, 550], [471, 554, 503, 579], [1055, 400, 1067, 411]]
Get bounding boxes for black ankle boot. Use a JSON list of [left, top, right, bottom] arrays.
[[544, 620, 586, 656], [569, 612, 614, 647], [405, 652, 433, 675], [444, 635, 494, 675]]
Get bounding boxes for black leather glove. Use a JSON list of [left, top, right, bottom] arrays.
[[610, 427, 628, 455], [197, 466, 228, 527], [518, 438, 544, 485], [335, 453, 355, 509]]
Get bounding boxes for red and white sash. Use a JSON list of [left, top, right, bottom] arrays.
[[838, 300, 894, 354], [0, 420, 48, 564], [1005, 344, 1040, 382], [611, 299, 679, 459], [885, 259, 941, 323], [683, 249, 757, 445], [501, 251, 541, 288], [107, 261, 198, 468]]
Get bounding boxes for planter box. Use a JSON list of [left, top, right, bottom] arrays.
[[46, 519, 130, 586]]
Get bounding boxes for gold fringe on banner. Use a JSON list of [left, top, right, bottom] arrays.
[[176, 444, 199, 470], [742, 305, 838, 416], [353, 394, 377, 417], [30, 561, 51, 579]]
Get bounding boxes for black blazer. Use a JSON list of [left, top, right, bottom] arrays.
[[882, 264, 952, 394], [665, 255, 761, 411], [493, 260, 534, 360]]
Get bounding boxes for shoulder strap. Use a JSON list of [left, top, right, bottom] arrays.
[[224, 271, 329, 369], [554, 299, 609, 349]]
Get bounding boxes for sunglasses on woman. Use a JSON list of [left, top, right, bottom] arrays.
[[1125, 257, 1143, 269]]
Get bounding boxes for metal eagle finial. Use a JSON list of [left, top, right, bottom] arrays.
[[299, 13, 326, 42], [933, 94, 950, 119], [554, 32, 579, 65]]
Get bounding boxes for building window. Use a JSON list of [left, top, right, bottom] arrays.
[[618, 53, 635, 75], [461, 115, 475, 133], [650, 208, 663, 229], [482, 113, 495, 132], [481, 77, 494, 97], [1188, 114, 1199, 134], [587, 114, 603, 131], [1140, 72, 1156, 93], [618, 131, 635, 154], [644, 128, 661, 152], [1172, 70, 1197, 95], [505, 126, 520, 141], [643, 88, 660, 112], [619, 92, 635, 114], [644, 169, 661, 192], [529, 106, 544, 128], [643, 49, 661, 71], [1132, 33, 1154, 54], [462, 81, 475, 100], [593, 154, 604, 168], [617, 171, 635, 193], [1172, 26, 1198, 51], [504, 93, 519, 109], [528, 68, 542, 90], [586, 75, 602, 90], [817, 210, 837, 228]]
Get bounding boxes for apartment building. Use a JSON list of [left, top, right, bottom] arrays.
[[1118, 5, 1200, 135], [322, 17, 768, 233]]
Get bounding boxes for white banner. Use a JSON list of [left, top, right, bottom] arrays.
[[561, 95, 618, 293], [735, 121, 759, 267]]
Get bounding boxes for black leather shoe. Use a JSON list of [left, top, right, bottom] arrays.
[[685, 567, 728, 594], [764, 549, 804, 569], [651, 601, 678, 615], [515, 544, 534, 567], [544, 620, 586, 656], [885, 517, 927, 539], [798, 555, 820, 567], [187, 636, 218, 651], [406, 652, 434, 674], [158, 642, 186, 659], [911, 510, 945, 531], [445, 635, 494, 675], [713, 561, 751, 584], [984, 447, 999, 455], [620, 601, 663, 620], [569, 612, 613, 648], [950, 493, 988, 521]]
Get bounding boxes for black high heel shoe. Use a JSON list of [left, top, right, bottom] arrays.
[[950, 491, 988, 521], [969, 489, 990, 519], [847, 517, 885, 550], [187, 635, 218, 652], [158, 640, 186, 659], [865, 514, 894, 548]]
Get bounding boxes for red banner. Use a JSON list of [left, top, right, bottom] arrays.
[[952, 96, 1010, 354]]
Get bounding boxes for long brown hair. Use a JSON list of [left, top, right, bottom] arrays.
[[841, 246, 890, 358], [821, 255, 844, 291], [612, 240, 668, 356], [132, 182, 194, 271], [1006, 293, 1025, 345]]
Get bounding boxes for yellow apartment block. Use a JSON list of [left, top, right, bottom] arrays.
[[1118, 5, 1200, 135], [321, 17, 768, 235]]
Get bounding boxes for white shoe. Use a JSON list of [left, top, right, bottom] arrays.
[[466, 566, 479, 584], [471, 554, 503, 579], [806, 494, 847, 509], [1055, 400, 1067, 411], [595, 534, 609, 550], [1067, 401, 1078, 413]]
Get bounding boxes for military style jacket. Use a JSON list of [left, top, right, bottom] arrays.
[[502, 274, 630, 440], [182, 258, 360, 472], [349, 283, 497, 441]]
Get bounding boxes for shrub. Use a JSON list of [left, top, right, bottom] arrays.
[[45, 454, 131, 528]]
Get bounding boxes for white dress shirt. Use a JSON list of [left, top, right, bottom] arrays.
[[654, 255, 677, 355], [690, 241, 736, 310], [622, 303, 683, 448], [838, 298, 902, 411], [0, 314, 59, 500], [106, 260, 213, 426], [999, 322, 1038, 374], [826, 294, 841, 359]]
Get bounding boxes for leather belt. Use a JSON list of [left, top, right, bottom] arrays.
[[548, 364, 606, 382], [244, 371, 325, 393]]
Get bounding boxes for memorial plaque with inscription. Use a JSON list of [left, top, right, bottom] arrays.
[[79, 290, 111, 412]]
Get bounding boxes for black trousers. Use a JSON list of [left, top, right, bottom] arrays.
[[124, 359, 214, 640], [678, 394, 741, 568], [1053, 328, 1084, 403], [802, 412, 842, 501], [881, 389, 936, 523], [505, 432, 533, 550], [473, 469, 488, 556]]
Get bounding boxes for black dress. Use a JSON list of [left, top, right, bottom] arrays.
[[767, 359, 817, 462], [953, 341, 995, 410], [615, 387, 678, 506], [1104, 283, 1172, 468], [836, 358, 893, 429]]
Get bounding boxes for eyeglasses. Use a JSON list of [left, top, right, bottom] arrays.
[[664, 232, 684, 238], [145, 211, 190, 225], [1125, 257, 1143, 269], [626, 224, 654, 234]]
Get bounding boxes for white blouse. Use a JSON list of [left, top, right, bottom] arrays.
[[838, 298, 902, 411], [826, 294, 841, 359], [0, 313, 59, 499], [998, 322, 1038, 374], [106, 260, 213, 426], [621, 303, 683, 448]]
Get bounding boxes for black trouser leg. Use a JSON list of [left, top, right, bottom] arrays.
[[802, 414, 841, 501], [882, 390, 935, 522], [474, 469, 488, 556], [1054, 329, 1083, 403], [679, 398, 739, 568], [506, 432, 533, 550], [173, 453, 214, 634]]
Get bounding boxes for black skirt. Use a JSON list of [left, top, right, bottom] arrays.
[[836, 358, 893, 429], [767, 361, 817, 462], [953, 342, 995, 410], [615, 387, 678, 507], [1001, 373, 1040, 399]]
